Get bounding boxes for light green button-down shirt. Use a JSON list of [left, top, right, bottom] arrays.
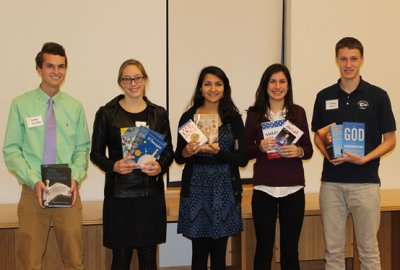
[[3, 88, 90, 189]]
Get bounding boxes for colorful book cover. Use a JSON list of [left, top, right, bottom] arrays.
[[316, 122, 336, 160], [41, 163, 72, 208], [343, 122, 365, 156], [274, 120, 304, 154], [330, 124, 343, 158], [178, 119, 208, 145], [121, 127, 140, 158], [131, 126, 167, 168], [261, 119, 286, 159], [194, 114, 219, 144]]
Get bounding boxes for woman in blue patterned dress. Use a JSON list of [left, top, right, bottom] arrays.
[[175, 66, 248, 270]]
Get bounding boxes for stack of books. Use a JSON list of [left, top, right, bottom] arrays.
[[317, 122, 365, 159], [120, 126, 167, 168], [261, 120, 304, 159], [178, 114, 219, 145]]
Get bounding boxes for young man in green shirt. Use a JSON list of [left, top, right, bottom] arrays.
[[3, 42, 90, 269]]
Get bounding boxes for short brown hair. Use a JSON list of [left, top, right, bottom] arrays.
[[335, 37, 364, 57]]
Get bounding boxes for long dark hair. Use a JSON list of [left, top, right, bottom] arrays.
[[248, 63, 297, 124], [190, 66, 240, 123]]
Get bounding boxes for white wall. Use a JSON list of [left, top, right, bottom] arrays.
[[0, 0, 398, 205], [286, 0, 400, 192], [0, 0, 167, 203], [168, 0, 283, 182], [1, 0, 399, 267]]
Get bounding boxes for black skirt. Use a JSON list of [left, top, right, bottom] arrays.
[[102, 194, 167, 248]]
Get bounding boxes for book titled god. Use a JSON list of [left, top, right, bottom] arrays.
[[343, 122, 365, 156]]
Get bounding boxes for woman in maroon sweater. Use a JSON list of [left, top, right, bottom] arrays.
[[245, 63, 313, 270]]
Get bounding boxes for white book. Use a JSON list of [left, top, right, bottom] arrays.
[[194, 114, 219, 144], [274, 120, 304, 153], [178, 119, 208, 145]]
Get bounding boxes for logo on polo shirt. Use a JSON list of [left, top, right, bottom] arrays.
[[357, 100, 369, 110]]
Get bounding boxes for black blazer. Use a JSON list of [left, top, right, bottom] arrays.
[[90, 95, 174, 198]]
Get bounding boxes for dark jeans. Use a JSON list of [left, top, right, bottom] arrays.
[[191, 236, 229, 270], [252, 188, 305, 270]]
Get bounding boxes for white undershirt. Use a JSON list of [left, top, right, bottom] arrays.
[[255, 109, 304, 198]]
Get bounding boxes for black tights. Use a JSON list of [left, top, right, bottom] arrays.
[[111, 246, 157, 270], [191, 237, 228, 270]]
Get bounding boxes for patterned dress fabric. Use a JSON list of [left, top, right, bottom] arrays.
[[178, 123, 243, 239]]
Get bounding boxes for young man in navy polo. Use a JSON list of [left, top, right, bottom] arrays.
[[311, 37, 396, 270]]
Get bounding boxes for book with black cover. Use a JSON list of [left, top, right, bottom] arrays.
[[41, 163, 72, 208]]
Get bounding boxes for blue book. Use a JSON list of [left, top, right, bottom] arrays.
[[343, 122, 365, 156], [121, 127, 140, 158], [131, 126, 167, 168], [330, 124, 343, 158]]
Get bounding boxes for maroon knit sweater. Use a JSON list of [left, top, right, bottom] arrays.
[[244, 105, 313, 187]]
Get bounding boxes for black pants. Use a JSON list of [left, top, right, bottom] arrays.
[[111, 245, 157, 270], [252, 188, 305, 270], [191, 236, 229, 270]]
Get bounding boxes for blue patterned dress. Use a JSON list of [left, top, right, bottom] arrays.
[[177, 123, 243, 239]]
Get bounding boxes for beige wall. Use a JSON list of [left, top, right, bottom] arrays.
[[286, 0, 400, 192], [168, 0, 283, 182], [0, 0, 399, 204], [0, 1, 167, 203]]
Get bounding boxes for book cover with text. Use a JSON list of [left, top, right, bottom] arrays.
[[330, 124, 343, 158], [261, 120, 286, 159], [178, 119, 208, 145], [343, 122, 365, 156], [121, 127, 140, 158], [274, 120, 304, 154], [194, 114, 219, 144], [316, 122, 336, 160], [132, 129, 167, 168], [41, 164, 72, 208]]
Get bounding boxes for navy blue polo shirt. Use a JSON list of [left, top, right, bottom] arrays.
[[311, 78, 396, 184]]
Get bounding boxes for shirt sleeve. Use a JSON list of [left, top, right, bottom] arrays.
[[2, 101, 41, 188], [70, 105, 90, 184]]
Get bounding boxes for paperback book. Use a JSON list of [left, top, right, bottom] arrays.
[[178, 119, 208, 145], [330, 124, 343, 158], [131, 127, 167, 168], [316, 122, 336, 160], [121, 126, 140, 158], [343, 122, 365, 156], [121, 126, 167, 168], [194, 114, 219, 144], [261, 119, 286, 159], [41, 163, 72, 208], [274, 120, 304, 154]]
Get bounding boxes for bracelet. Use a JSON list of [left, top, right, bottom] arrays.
[[298, 146, 304, 158]]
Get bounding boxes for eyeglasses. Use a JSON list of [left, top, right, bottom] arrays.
[[120, 76, 145, 84]]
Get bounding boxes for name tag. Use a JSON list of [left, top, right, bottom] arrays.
[[135, 121, 147, 127], [27, 116, 44, 128], [326, 99, 339, 110]]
